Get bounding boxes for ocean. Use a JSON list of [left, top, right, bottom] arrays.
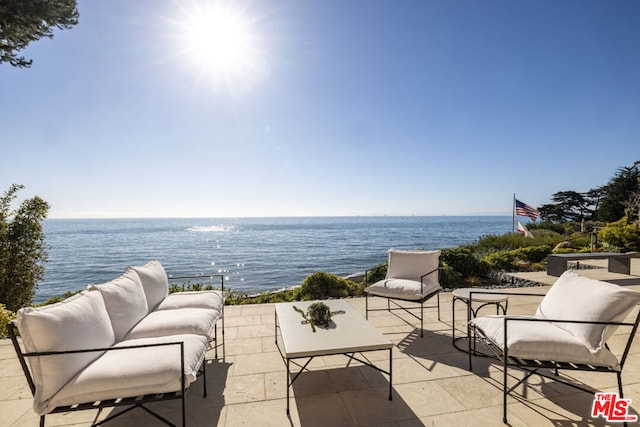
[[36, 216, 512, 303]]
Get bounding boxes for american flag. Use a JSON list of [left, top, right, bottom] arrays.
[[515, 199, 539, 221]]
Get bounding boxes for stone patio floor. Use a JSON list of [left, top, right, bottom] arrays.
[[3, 279, 640, 426]]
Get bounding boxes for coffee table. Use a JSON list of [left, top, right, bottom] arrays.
[[274, 299, 393, 414]]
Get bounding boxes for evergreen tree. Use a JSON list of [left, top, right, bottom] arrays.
[[597, 162, 640, 223], [0, 0, 79, 68], [538, 190, 594, 223]]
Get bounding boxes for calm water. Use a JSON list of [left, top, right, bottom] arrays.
[[36, 216, 511, 303]]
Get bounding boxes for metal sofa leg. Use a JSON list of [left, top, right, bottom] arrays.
[[365, 293, 369, 320], [203, 359, 207, 398]]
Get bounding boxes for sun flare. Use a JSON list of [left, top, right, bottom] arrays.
[[172, 2, 266, 92]]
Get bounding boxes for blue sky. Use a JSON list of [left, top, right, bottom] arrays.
[[1, 0, 639, 218]]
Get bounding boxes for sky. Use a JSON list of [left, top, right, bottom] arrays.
[[1, 0, 639, 219]]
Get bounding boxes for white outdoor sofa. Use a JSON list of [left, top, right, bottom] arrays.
[[7, 260, 225, 427]]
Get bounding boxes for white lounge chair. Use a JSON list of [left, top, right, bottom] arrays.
[[365, 249, 441, 337], [469, 270, 640, 425]]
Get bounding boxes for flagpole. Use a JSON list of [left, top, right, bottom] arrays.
[[512, 194, 516, 233]]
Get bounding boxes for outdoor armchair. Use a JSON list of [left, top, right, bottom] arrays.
[[469, 270, 640, 425], [365, 249, 441, 337]]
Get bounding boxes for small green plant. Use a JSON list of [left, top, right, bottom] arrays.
[[293, 302, 345, 332]]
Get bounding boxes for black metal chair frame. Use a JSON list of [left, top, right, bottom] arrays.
[[7, 273, 226, 426], [467, 290, 640, 426], [364, 267, 441, 338]]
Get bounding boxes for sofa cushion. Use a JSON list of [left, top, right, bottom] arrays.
[[15, 290, 116, 415], [43, 334, 208, 415], [366, 278, 440, 300], [535, 270, 640, 352], [128, 260, 169, 311], [156, 290, 225, 312], [87, 269, 148, 341], [386, 249, 440, 282], [471, 315, 620, 369], [124, 308, 220, 341]]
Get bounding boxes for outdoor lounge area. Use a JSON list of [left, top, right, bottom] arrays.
[[3, 262, 640, 426]]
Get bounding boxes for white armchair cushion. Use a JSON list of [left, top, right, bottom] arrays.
[[15, 291, 116, 415], [386, 249, 441, 281], [128, 260, 169, 311], [366, 249, 441, 300], [156, 290, 225, 312], [535, 270, 640, 352], [471, 315, 620, 369], [366, 278, 440, 300], [87, 269, 148, 341], [124, 307, 220, 340], [44, 334, 208, 415]]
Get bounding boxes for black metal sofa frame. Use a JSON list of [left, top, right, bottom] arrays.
[[467, 290, 640, 426], [7, 273, 225, 427], [8, 324, 207, 427]]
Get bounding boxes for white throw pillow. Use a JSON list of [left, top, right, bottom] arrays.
[[536, 270, 640, 352], [471, 315, 620, 369], [124, 307, 220, 340], [386, 249, 440, 282], [156, 290, 225, 311], [128, 260, 169, 311], [87, 269, 148, 341], [15, 290, 116, 415]]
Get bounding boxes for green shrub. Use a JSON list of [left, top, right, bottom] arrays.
[[0, 303, 15, 338], [599, 217, 640, 252], [168, 281, 214, 293], [299, 272, 362, 300], [364, 262, 387, 285], [1, 184, 50, 312], [439, 247, 489, 287], [440, 247, 488, 277], [485, 244, 554, 271]]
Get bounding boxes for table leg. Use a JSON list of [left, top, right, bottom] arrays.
[[286, 358, 290, 415], [389, 348, 393, 401]]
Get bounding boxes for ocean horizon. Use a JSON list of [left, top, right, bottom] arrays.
[[36, 216, 514, 304]]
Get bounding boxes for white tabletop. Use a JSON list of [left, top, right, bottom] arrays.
[[452, 288, 508, 303], [275, 300, 393, 359]]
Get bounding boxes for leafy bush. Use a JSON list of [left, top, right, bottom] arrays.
[[168, 281, 214, 293], [485, 244, 554, 271], [439, 247, 489, 287], [37, 290, 82, 306], [599, 217, 640, 252], [364, 262, 387, 285], [0, 303, 15, 338], [441, 247, 488, 278], [299, 272, 362, 300], [1, 184, 50, 312]]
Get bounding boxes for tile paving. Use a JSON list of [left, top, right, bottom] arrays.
[[3, 269, 640, 426]]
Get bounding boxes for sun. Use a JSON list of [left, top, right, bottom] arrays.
[[172, 1, 266, 92]]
